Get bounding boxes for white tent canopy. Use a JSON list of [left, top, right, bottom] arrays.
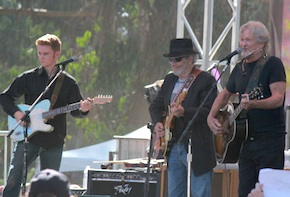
[[59, 125, 151, 172], [60, 139, 116, 172]]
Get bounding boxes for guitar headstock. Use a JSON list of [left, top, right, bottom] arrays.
[[92, 95, 113, 104], [249, 85, 263, 100]]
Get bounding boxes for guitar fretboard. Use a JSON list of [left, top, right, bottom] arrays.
[[228, 104, 243, 125], [42, 102, 81, 119], [228, 86, 262, 125]]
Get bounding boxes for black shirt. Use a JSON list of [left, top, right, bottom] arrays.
[[0, 66, 88, 148], [226, 56, 286, 134]]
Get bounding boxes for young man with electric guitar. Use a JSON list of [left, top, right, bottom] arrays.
[[0, 34, 93, 197], [207, 21, 286, 197], [149, 38, 217, 197]]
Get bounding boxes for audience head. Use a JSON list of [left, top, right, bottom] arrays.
[[28, 169, 70, 197]]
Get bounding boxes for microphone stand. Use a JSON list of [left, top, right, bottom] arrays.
[[144, 122, 154, 197], [6, 64, 68, 195], [178, 59, 232, 197], [20, 115, 29, 196]]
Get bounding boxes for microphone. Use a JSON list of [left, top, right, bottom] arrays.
[[55, 56, 78, 66], [241, 47, 263, 60], [206, 62, 218, 72], [219, 48, 242, 62]]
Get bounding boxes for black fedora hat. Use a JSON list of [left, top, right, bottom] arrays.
[[163, 38, 199, 57]]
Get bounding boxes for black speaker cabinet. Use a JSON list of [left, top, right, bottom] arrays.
[[86, 169, 161, 197]]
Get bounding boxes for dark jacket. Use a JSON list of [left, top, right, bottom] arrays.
[[149, 69, 217, 176]]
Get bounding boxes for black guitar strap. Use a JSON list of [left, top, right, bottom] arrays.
[[50, 72, 65, 110], [244, 54, 268, 93]]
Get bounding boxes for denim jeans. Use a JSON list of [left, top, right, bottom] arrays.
[[168, 143, 213, 197], [2, 141, 63, 197]]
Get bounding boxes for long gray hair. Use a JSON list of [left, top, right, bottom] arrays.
[[240, 21, 270, 54]]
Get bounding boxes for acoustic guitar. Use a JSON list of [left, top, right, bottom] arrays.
[[215, 86, 263, 163]]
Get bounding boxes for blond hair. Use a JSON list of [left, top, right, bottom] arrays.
[[35, 34, 62, 52]]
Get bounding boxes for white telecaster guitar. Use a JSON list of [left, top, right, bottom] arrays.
[[8, 95, 113, 142]]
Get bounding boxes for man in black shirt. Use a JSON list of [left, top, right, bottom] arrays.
[[207, 21, 286, 197], [0, 34, 92, 197]]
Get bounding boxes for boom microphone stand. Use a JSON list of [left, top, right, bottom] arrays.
[[6, 64, 69, 195], [178, 59, 232, 197]]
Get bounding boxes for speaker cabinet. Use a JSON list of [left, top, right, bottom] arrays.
[[86, 169, 161, 197]]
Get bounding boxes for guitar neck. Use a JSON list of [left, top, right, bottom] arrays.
[[41, 95, 112, 120], [228, 104, 243, 125], [166, 92, 187, 125], [43, 102, 81, 119]]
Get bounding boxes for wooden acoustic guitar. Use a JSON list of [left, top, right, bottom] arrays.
[[215, 86, 263, 163]]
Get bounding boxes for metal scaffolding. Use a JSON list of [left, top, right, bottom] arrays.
[[176, 0, 241, 71]]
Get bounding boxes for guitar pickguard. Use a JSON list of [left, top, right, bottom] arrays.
[[8, 100, 52, 142]]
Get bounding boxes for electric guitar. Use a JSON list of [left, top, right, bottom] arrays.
[[159, 91, 187, 157], [8, 95, 113, 142], [214, 86, 263, 163]]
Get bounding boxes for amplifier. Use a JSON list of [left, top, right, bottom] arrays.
[[86, 169, 161, 197]]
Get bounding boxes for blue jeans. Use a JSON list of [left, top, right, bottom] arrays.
[[168, 143, 213, 197], [2, 141, 63, 197]]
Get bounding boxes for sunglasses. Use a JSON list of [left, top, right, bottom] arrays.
[[168, 56, 188, 63]]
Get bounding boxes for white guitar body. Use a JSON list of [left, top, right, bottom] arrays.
[[8, 100, 53, 142]]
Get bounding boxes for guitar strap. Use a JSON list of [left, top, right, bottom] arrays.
[[172, 67, 202, 103], [244, 54, 268, 93], [50, 72, 65, 110], [160, 68, 201, 156]]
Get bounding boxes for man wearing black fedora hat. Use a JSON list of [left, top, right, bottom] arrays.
[[149, 38, 217, 197]]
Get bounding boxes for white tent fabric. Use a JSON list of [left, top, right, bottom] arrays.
[[59, 125, 151, 172], [121, 125, 151, 139], [60, 139, 116, 172]]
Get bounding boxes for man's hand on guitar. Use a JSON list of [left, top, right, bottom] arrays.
[[80, 97, 93, 112], [241, 93, 251, 110], [154, 122, 165, 137], [153, 122, 164, 157], [14, 111, 27, 127], [207, 115, 224, 135], [170, 103, 184, 117]]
